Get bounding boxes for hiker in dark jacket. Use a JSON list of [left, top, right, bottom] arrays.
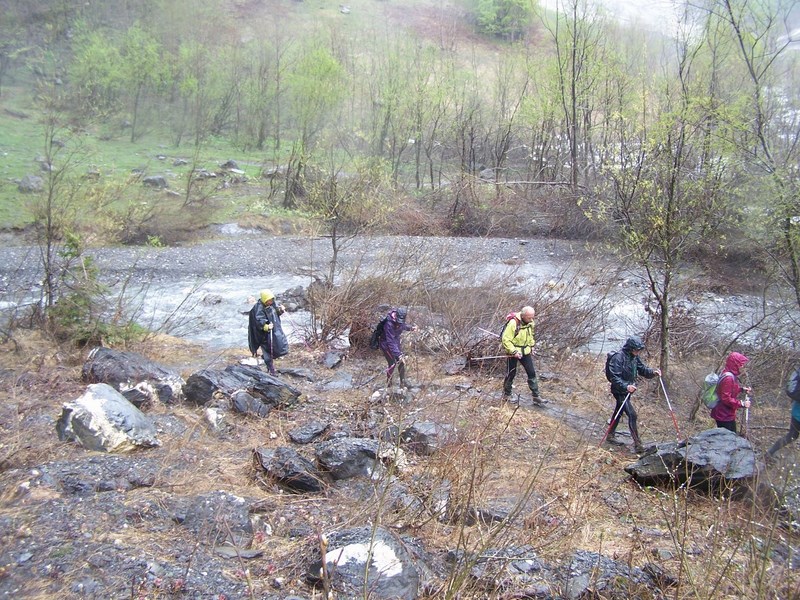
[[766, 394, 800, 460], [248, 289, 288, 375], [606, 336, 661, 452], [501, 306, 542, 405], [378, 307, 416, 387], [710, 351, 751, 433]]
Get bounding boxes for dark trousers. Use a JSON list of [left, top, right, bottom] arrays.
[[715, 420, 737, 434], [768, 416, 800, 456], [260, 344, 276, 374], [609, 391, 641, 446], [382, 350, 406, 383], [503, 353, 540, 398]]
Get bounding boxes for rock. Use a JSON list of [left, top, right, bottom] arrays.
[[479, 167, 496, 180], [443, 357, 466, 375], [81, 347, 184, 404], [321, 351, 344, 369], [34, 455, 159, 495], [281, 285, 309, 310], [398, 421, 453, 456], [315, 438, 383, 480], [289, 421, 329, 444], [56, 383, 160, 452], [176, 491, 253, 548], [277, 367, 316, 381], [184, 364, 300, 409], [220, 159, 239, 170], [624, 428, 757, 489], [231, 390, 271, 418], [308, 526, 420, 599], [254, 447, 326, 493], [563, 550, 656, 598], [142, 175, 168, 188], [18, 174, 44, 193], [322, 372, 353, 391]]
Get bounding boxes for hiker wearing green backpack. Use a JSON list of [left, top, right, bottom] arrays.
[[710, 352, 751, 434], [605, 336, 661, 453]]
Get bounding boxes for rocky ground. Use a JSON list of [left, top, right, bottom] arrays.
[[1, 324, 799, 599]]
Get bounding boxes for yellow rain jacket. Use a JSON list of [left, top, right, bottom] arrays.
[[501, 313, 535, 356]]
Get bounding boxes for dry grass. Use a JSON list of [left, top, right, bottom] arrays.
[[1, 331, 799, 598]]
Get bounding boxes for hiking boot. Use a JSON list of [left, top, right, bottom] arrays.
[[634, 443, 646, 454], [531, 396, 545, 407], [606, 434, 625, 446]]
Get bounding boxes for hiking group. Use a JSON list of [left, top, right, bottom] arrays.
[[247, 291, 800, 459]]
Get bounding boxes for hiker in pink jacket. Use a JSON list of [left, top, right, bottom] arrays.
[[710, 352, 752, 433]]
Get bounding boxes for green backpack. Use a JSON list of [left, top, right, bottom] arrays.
[[702, 371, 732, 409]]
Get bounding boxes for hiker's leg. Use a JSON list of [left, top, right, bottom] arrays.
[[262, 346, 275, 375], [503, 358, 518, 395], [716, 420, 736, 434], [768, 416, 800, 456], [397, 359, 407, 385], [608, 392, 626, 434], [623, 400, 641, 447], [520, 353, 541, 398], [382, 349, 397, 383]]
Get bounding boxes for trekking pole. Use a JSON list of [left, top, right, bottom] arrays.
[[599, 393, 631, 446], [478, 327, 500, 338], [658, 376, 683, 440], [469, 355, 509, 361], [743, 394, 751, 439]]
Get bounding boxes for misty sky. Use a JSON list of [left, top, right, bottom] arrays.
[[538, 0, 682, 34]]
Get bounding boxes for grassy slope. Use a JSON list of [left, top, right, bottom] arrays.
[[0, 0, 513, 232]]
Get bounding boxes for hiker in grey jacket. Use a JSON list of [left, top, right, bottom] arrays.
[[606, 336, 660, 453]]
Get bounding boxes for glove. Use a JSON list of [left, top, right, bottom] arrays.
[[263, 323, 273, 332], [277, 303, 286, 315]]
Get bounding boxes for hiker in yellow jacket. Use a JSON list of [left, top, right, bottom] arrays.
[[501, 306, 543, 406]]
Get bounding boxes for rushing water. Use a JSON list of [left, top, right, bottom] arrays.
[[0, 229, 791, 354]]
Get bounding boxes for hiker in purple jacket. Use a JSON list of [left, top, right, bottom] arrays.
[[378, 307, 417, 387]]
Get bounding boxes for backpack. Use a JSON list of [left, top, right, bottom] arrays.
[[369, 317, 387, 350], [604, 351, 618, 383], [499, 313, 521, 340], [702, 371, 732, 409], [786, 366, 800, 401]]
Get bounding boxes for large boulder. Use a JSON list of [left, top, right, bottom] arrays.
[[184, 364, 300, 409], [308, 526, 421, 599], [625, 428, 757, 489], [81, 347, 184, 405], [254, 447, 326, 493], [315, 438, 382, 480], [56, 383, 160, 452]]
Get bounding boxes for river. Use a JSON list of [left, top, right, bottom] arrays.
[[0, 228, 788, 353]]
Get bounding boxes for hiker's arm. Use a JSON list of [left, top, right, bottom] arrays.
[[638, 358, 660, 378]]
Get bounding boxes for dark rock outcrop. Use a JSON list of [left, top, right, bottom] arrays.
[[625, 428, 757, 489], [82, 347, 184, 404]]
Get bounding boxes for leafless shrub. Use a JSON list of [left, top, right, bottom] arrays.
[[305, 237, 613, 371]]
